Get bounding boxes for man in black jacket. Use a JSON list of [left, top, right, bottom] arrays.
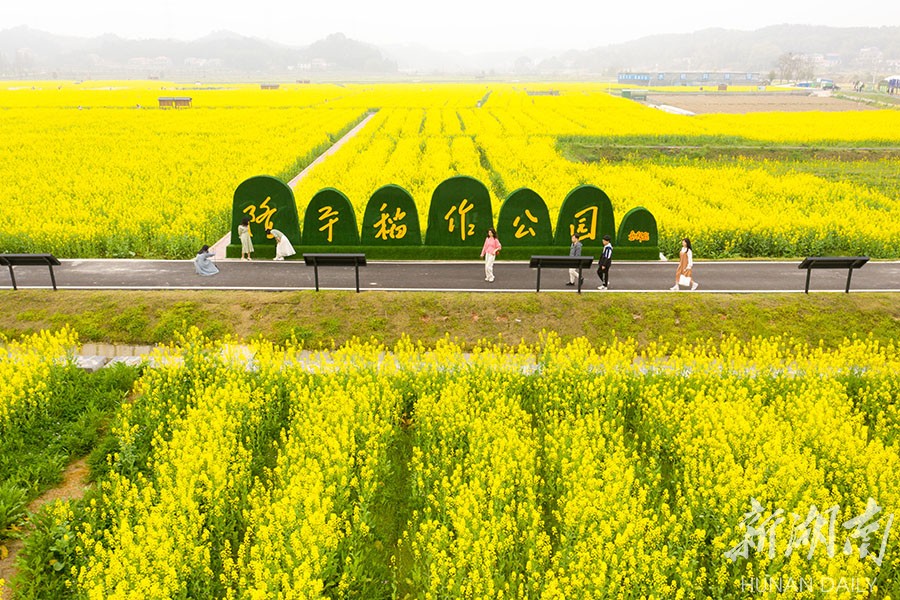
[[597, 235, 613, 290]]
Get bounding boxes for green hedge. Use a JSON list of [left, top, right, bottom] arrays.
[[226, 244, 660, 261]]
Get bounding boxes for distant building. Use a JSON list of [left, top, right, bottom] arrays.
[[183, 57, 224, 69], [128, 56, 173, 69], [297, 59, 331, 71], [617, 71, 763, 86], [157, 97, 192, 108]]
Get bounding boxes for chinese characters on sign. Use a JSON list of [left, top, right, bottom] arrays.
[[303, 188, 358, 246], [628, 230, 650, 243], [725, 497, 894, 566], [373, 203, 408, 241], [318, 205, 339, 243], [513, 209, 539, 239], [444, 199, 476, 241], [233, 177, 659, 255], [569, 206, 598, 241], [242, 196, 277, 237]]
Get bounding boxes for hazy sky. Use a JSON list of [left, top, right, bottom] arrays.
[[3, 0, 899, 52]]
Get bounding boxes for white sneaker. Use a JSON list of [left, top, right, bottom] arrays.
[[598, 285, 607, 290], [691, 282, 699, 290], [274, 256, 284, 261], [670, 284, 679, 291]]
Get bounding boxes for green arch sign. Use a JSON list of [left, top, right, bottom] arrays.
[[361, 184, 422, 245], [553, 185, 615, 248], [302, 188, 360, 246], [496, 188, 553, 246], [617, 206, 658, 248], [230, 175, 300, 247], [425, 176, 493, 246], [229, 174, 659, 259]]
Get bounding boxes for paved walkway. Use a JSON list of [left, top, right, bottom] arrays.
[[5, 258, 899, 293]]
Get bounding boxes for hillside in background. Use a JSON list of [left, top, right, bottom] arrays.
[[0, 29, 396, 78], [1, 24, 898, 79], [557, 25, 900, 78]]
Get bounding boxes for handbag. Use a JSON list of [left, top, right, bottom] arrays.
[[678, 274, 692, 287]]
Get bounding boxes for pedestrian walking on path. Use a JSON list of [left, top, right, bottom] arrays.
[[266, 228, 296, 261], [238, 218, 254, 261], [193, 245, 219, 276], [566, 233, 584, 286], [480, 228, 501, 283], [597, 235, 613, 290], [671, 237, 699, 291]]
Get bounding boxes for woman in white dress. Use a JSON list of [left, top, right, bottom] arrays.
[[194, 245, 219, 276], [265, 228, 296, 260]]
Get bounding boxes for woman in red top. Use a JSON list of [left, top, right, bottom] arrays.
[[480, 228, 501, 283]]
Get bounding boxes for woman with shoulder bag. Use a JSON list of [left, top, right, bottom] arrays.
[[671, 237, 699, 291]]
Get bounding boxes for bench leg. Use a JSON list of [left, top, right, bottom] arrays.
[[845, 268, 854, 293], [7, 264, 16, 290], [355, 264, 360, 293], [314, 264, 320, 291], [577, 266, 583, 294], [804, 268, 811, 294], [535, 266, 542, 292], [48, 265, 58, 291]]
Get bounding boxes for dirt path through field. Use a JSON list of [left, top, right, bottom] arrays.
[[0, 458, 91, 600]]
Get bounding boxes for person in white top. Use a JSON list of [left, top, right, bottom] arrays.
[[265, 228, 296, 261], [671, 237, 699, 291]]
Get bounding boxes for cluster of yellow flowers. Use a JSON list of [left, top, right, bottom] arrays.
[[3, 80, 899, 257], [0, 82, 366, 257], [1, 331, 882, 597], [295, 84, 900, 257], [401, 355, 552, 597], [0, 328, 76, 431]]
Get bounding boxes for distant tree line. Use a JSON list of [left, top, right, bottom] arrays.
[[773, 52, 817, 83]]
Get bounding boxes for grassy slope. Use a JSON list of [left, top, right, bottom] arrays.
[[2, 290, 898, 349]]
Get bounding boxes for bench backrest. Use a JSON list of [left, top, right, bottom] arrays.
[[303, 253, 367, 267], [0, 253, 61, 267], [798, 256, 869, 270], [529, 255, 594, 269]]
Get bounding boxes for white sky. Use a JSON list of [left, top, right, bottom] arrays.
[[3, 0, 899, 53]]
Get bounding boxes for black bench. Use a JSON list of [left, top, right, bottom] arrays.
[[798, 256, 869, 293], [529, 255, 594, 293], [0, 253, 62, 290], [303, 253, 367, 293]]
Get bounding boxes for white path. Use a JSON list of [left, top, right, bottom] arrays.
[[210, 112, 378, 259]]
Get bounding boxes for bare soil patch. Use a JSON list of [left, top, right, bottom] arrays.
[[645, 92, 877, 114], [0, 458, 91, 599], [26, 458, 90, 512]]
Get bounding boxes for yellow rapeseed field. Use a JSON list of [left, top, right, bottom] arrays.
[[0, 328, 76, 430], [3, 330, 891, 598], [0, 82, 366, 257], [2, 81, 899, 257]]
